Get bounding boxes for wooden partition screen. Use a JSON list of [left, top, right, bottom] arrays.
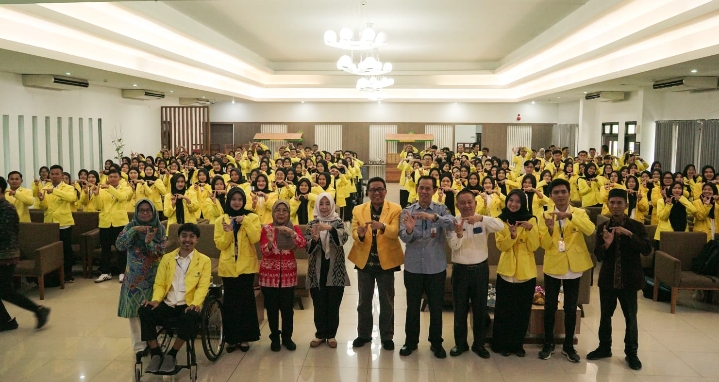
[[160, 106, 210, 154]]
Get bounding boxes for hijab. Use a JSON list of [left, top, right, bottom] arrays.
[[584, 163, 598, 180], [225, 188, 251, 243], [465, 172, 482, 193], [272, 200, 297, 251], [170, 173, 187, 224], [296, 178, 313, 225], [625, 175, 639, 217], [318, 172, 332, 191], [196, 168, 210, 185], [313, 192, 339, 256], [126, 199, 166, 249], [440, 173, 456, 216], [211, 176, 227, 208], [142, 167, 157, 183], [521, 174, 537, 215], [252, 173, 272, 194], [498, 189, 535, 225], [667, 181, 688, 232]]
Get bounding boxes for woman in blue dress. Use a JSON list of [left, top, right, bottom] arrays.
[[116, 199, 166, 361]]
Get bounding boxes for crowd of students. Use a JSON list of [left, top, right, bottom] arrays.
[[2, 139, 716, 373]]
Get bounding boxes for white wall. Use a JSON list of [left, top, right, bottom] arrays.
[[211, 101, 558, 124], [0, 72, 177, 186], [557, 100, 580, 124]]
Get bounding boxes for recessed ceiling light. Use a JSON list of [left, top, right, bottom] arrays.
[[65, 72, 71, 75], [557, 96, 561, 98], [301, 101, 304, 103], [531, 101, 535, 104], [583, 91, 588, 94], [170, 90, 173, 93], [202, 96, 206, 98], [691, 69, 698, 73], [132, 83, 137, 87], [231, 99, 235, 104], [378, 101, 381, 104]]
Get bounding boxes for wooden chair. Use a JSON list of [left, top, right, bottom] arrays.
[[14, 223, 65, 300]]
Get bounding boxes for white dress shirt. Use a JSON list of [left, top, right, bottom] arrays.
[[447, 216, 504, 264], [164, 251, 194, 307], [546, 206, 582, 280]]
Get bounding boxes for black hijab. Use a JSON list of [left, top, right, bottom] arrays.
[[252, 173, 272, 194], [196, 168, 210, 185], [667, 181, 688, 232], [498, 189, 535, 225], [143, 167, 157, 183], [317, 172, 332, 191], [584, 163, 598, 180], [626, 175, 639, 216], [170, 173, 187, 224], [211, 175, 227, 208], [521, 174, 537, 215], [296, 178, 313, 224], [225, 188, 250, 242], [465, 172, 483, 193], [440, 173, 455, 216]]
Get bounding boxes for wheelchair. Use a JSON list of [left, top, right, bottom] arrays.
[[134, 284, 225, 381]]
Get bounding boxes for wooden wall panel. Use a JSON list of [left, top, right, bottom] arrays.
[[481, 123, 508, 158], [531, 124, 555, 151], [160, 106, 209, 154], [343, 123, 370, 160], [233, 123, 261, 148]]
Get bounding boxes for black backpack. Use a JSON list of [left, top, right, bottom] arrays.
[[691, 239, 719, 277]]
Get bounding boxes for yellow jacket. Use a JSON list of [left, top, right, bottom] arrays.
[[397, 161, 412, 187], [578, 178, 601, 207], [95, 185, 133, 228], [598, 183, 626, 216], [496, 222, 540, 280], [39, 182, 77, 226], [191, 184, 212, 219], [289, 193, 317, 225], [214, 213, 262, 277], [654, 196, 696, 240], [348, 201, 404, 270], [475, 192, 505, 217], [5, 187, 34, 222], [627, 192, 649, 223], [202, 197, 224, 223], [539, 206, 595, 275], [163, 191, 200, 230], [152, 248, 212, 307], [693, 200, 718, 241], [79, 189, 99, 212], [247, 191, 278, 225], [141, 180, 167, 213]]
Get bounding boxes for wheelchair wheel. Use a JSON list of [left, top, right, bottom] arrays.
[[200, 296, 224, 361], [134, 363, 142, 382]]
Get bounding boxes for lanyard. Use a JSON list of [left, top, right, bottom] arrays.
[[557, 218, 566, 239], [176, 258, 190, 275]]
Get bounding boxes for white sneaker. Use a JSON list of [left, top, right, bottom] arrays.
[[118, 274, 125, 283], [94, 274, 112, 283]]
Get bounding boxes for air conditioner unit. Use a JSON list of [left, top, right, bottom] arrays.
[[653, 77, 718, 91], [584, 91, 625, 102], [179, 97, 214, 106], [22, 74, 89, 90], [121, 89, 165, 100]]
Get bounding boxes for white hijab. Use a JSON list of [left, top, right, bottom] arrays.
[[313, 192, 339, 257]]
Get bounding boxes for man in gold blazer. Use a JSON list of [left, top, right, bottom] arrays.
[[538, 178, 595, 364], [348, 177, 404, 351]]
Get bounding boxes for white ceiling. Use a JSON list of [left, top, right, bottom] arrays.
[[1, 0, 719, 102]]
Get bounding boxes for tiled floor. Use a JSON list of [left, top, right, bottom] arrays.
[[3, 184, 719, 382]]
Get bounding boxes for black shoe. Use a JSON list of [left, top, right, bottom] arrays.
[[36, 306, 50, 329], [0, 318, 19, 332], [626, 355, 642, 370], [352, 337, 372, 348], [450, 344, 468, 357], [270, 340, 281, 352], [239, 343, 250, 352], [562, 347, 581, 363], [515, 348, 526, 358], [282, 338, 297, 351], [430, 344, 446, 359], [586, 347, 612, 360], [399, 344, 417, 356], [65, 277, 75, 283], [226, 344, 237, 353], [381, 340, 394, 350], [501, 351, 512, 357], [538, 343, 555, 360], [471, 344, 491, 359]]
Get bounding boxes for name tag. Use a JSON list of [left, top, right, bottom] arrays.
[[473, 226, 483, 234]]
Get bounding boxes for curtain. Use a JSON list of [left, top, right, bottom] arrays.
[[675, 120, 696, 173], [552, 124, 578, 155], [314, 125, 342, 153], [424, 125, 453, 151], [260, 124, 288, 155], [506, 125, 532, 160], [654, 121, 674, 171], [699, 119, 719, 168]]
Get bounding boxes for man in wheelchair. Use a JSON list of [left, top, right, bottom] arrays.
[[138, 223, 212, 374]]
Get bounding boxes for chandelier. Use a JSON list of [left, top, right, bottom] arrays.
[[364, 91, 388, 101], [356, 76, 394, 91], [324, 24, 387, 51], [337, 54, 392, 76]]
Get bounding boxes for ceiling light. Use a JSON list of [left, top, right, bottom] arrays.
[[356, 76, 394, 92], [531, 101, 535, 104], [337, 54, 392, 76], [202, 96, 205, 98], [65, 72, 71, 75], [557, 96, 561, 98], [301, 101, 305, 103], [583, 91, 588, 94], [132, 83, 137, 87], [231, 99, 235, 104], [691, 69, 698, 73], [365, 91, 388, 101], [170, 90, 173, 93]]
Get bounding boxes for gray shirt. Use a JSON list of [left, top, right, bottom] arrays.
[[399, 201, 456, 274]]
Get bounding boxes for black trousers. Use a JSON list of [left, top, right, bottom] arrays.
[[399, 189, 409, 209], [599, 288, 639, 356], [99, 226, 125, 274], [452, 262, 489, 348], [139, 302, 199, 342], [261, 286, 294, 339], [342, 197, 355, 222], [357, 270, 395, 341], [59, 227, 73, 280], [310, 286, 344, 339], [543, 274, 580, 349], [222, 274, 260, 344], [0, 264, 39, 323], [492, 276, 536, 353], [404, 270, 446, 346]]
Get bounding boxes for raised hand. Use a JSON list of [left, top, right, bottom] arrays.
[[145, 227, 158, 243], [357, 222, 368, 237], [551, 210, 572, 220], [453, 219, 463, 236], [233, 216, 245, 224], [265, 225, 275, 243], [516, 221, 533, 231], [403, 212, 417, 233], [509, 223, 518, 239], [602, 226, 615, 248], [311, 224, 320, 240], [222, 220, 233, 232], [37, 191, 45, 201], [543, 213, 555, 232], [612, 226, 633, 236], [368, 221, 385, 231], [464, 214, 483, 224], [171, 195, 178, 207]]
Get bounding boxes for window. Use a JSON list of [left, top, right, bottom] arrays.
[[601, 122, 619, 157], [625, 121, 637, 153]]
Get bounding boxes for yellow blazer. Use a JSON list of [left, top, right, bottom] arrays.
[[202, 197, 224, 223], [475, 192, 505, 217], [39, 182, 77, 226], [539, 206, 595, 275], [141, 180, 167, 213], [578, 178, 601, 207], [348, 201, 404, 270], [247, 191, 278, 225], [214, 213, 262, 277], [192, 184, 213, 219], [496, 222, 540, 281], [693, 200, 719, 241], [152, 249, 212, 307], [95, 185, 133, 228], [598, 183, 626, 216], [290, 193, 317, 225], [163, 190, 200, 232], [654, 196, 696, 240], [6, 187, 34, 222]]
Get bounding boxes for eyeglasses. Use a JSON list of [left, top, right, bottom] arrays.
[[138, 209, 153, 213], [368, 188, 386, 193]]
